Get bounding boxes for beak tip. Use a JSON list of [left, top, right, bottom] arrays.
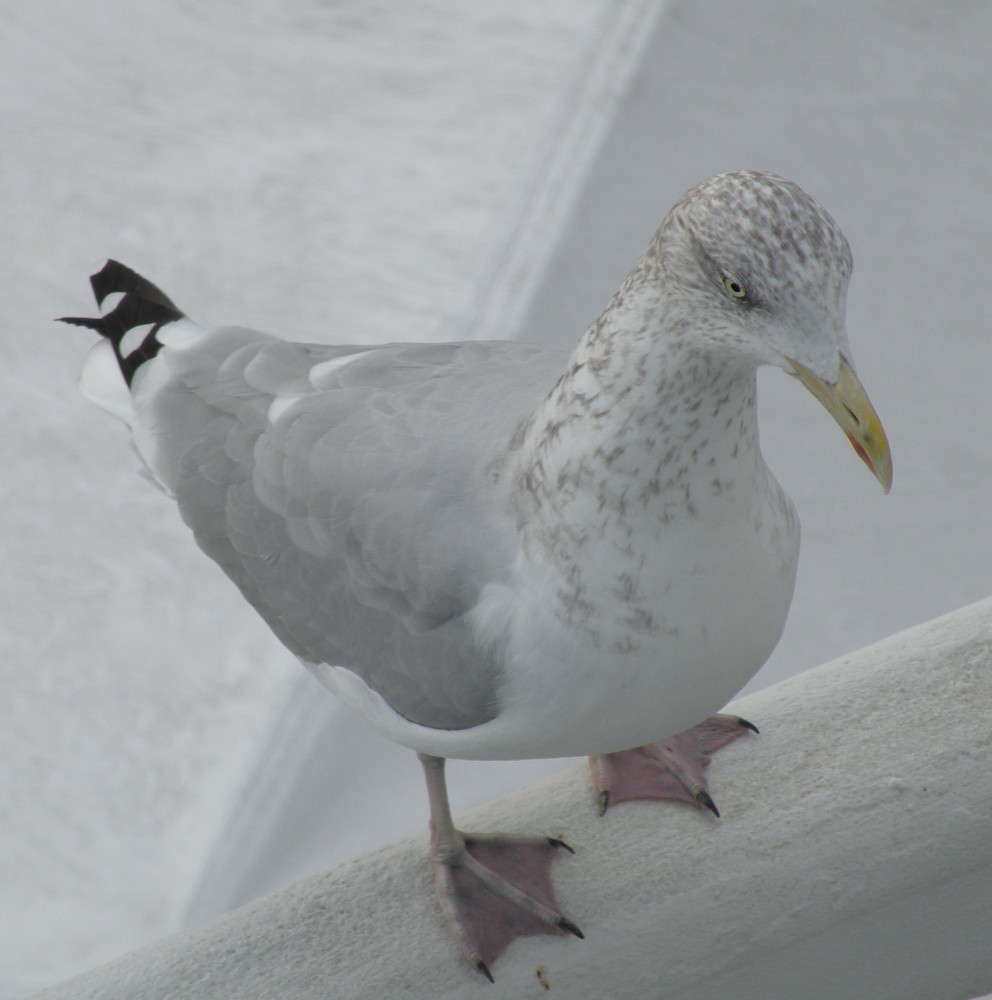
[[869, 440, 893, 495], [793, 356, 892, 497], [848, 433, 892, 494]]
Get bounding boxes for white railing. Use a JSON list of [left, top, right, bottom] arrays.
[[32, 597, 992, 1000]]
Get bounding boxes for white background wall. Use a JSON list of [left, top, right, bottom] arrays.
[[3, 0, 991, 996]]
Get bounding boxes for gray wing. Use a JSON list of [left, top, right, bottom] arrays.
[[139, 327, 566, 729]]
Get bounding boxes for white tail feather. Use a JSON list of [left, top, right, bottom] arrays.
[[80, 339, 133, 425]]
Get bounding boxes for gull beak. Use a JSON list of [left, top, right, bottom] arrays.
[[788, 356, 893, 493]]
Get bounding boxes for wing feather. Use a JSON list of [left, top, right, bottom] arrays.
[[136, 329, 565, 729]]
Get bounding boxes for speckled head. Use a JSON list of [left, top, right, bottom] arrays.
[[674, 171, 852, 279], [654, 171, 890, 492], [656, 170, 854, 380]]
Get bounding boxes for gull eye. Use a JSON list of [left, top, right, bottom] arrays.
[[721, 274, 748, 300]]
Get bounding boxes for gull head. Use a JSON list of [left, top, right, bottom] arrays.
[[656, 170, 891, 491]]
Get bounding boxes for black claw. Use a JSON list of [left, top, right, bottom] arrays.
[[737, 716, 760, 734], [696, 789, 721, 817], [477, 960, 495, 983], [559, 918, 585, 939], [598, 790, 610, 816], [548, 837, 575, 854]]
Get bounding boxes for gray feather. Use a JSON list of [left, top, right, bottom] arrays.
[[140, 328, 565, 729]]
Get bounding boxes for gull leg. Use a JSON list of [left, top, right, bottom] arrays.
[[589, 714, 758, 816], [418, 753, 582, 980]]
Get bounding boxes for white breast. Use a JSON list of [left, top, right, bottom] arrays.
[[490, 491, 799, 758], [311, 466, 798, 762]]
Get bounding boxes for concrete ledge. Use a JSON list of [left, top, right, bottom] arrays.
[[33, 598, 992, 1000]]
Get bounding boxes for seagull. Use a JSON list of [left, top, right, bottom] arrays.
[[62, 171, 891, 980]]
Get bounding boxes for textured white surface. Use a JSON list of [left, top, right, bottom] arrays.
[[31, 598, 992, 1000]]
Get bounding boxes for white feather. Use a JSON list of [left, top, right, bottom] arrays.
[[98, 290, 125, 313], [118, 322, 155, 359], [308, 351, 375, 388], [79, 340, 133, 425]]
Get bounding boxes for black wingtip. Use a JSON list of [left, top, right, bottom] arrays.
[[90, 259, 182, 316], [58, 315, 107, 333], [64, 259, 187, 386]]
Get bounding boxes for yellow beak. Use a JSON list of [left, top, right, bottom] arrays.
[[788, 356, 893, 493]]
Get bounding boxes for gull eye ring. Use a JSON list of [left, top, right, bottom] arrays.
[[721, 274, 748, 300]]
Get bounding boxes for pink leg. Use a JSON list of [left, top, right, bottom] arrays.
[[589, 714, 758, 816], [418, 754, 582, 981]]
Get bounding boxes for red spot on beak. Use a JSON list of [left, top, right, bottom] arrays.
[[847, 433, 871, 471]]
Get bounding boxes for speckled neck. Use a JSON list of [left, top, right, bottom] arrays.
[[511, 254, 765, 556]]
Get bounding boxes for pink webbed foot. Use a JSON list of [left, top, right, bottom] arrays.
[[418, 753, 581, 981], [589, 713, 758, 817], [431, 832, 582, 980]]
